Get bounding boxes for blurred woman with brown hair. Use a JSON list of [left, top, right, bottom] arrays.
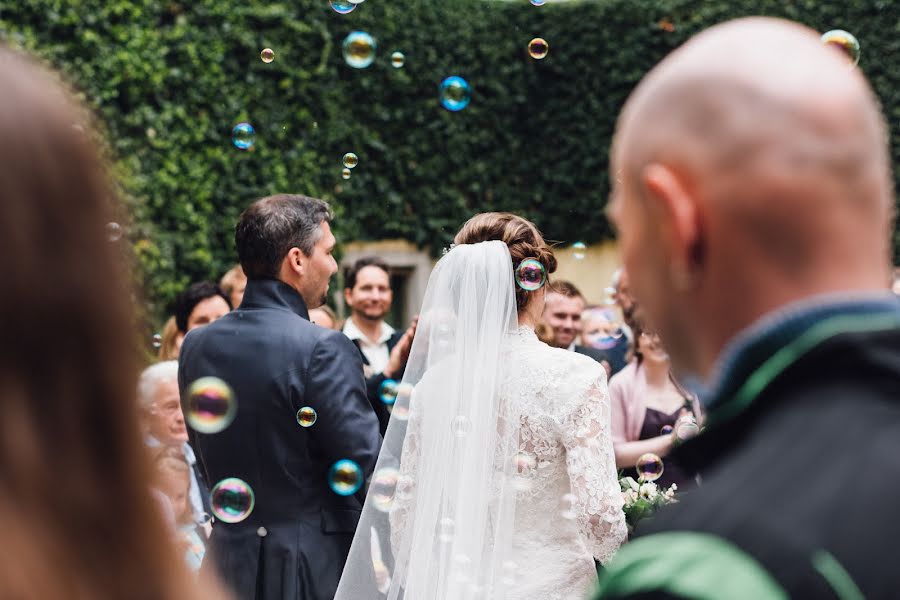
[[0, 47, 223, 598]]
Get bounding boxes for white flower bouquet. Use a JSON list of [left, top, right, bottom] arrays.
[[619, 476, 677, 534]]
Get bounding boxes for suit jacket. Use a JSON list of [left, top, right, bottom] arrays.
[[350, 330, 404, 434], [178, 278, 381, 600], [596, 300, 900, 599]]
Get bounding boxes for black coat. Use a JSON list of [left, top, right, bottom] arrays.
[[350, 330, 404, 434], [596, 302, 900, 599], [178, 279, 381, 600]]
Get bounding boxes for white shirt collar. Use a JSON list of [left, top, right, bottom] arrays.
[[343, 317, 395, 345]]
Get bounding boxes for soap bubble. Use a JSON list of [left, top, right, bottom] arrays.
[[151, 333, 162, 349], [439, 517, 455, 543], [330, 0, 355, 13], [821, 29, 860, 66], [528, 37, 549, 60], [231, 122, 255, 150], [530, 0, 546, 5], [343, 152, 359, 169], [371, 467, 400, 512], [106, 222, 123, 242], [343, 31, 376, 69], [660, 424, 674, 436], [676, 417, 701, 441], [512, 452, 537, 491], [342, 168, 351, 180], [185, 376, 237, 434], [260, 48, 275, 63], [296, 406, 317, 428], [451, 415, 471, 438], [379, 379, 399, 405], [636, 453, 664, 483], [329, 459, 363, 496], [514, 258, 546, 291], [390, 51, 405, 68], [210, 477, 255, 523], [439, 76, 471, 112], [571, 241, 586, 260]]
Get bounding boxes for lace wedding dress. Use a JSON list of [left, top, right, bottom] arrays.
[[335, 241, 626, 600]]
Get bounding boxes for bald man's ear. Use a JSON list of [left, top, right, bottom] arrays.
[[641, 163, 703, 290]]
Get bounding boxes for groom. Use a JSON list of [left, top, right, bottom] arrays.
[[179, 194, 381, 600]]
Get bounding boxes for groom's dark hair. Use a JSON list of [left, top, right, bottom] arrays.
[[235, 194, 333, 280], [454, 212, 558, 312]]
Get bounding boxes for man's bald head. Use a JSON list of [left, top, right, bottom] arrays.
[[608, 17, 894, 378]]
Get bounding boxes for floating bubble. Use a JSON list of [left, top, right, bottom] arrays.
[[439, 76, 471, 112], [390, 51, 405, 68], [560, 493, 577, 520], [342, 167, 352, 180], [231, 122, 255, 150], [821, 29, 860, 66], [389, 402, 409, 421], [330, 0, 355, 14], [329, 459, 363, 496], [371, 467, 400, 512], [603, 286, 617, 306], [514, 258, 546, 291], [260, 48, 275, 63], [106, 222, 123, 242], [296, 406, 317, 428], [152, 333, 162, 349], [343, 152, 359, 169], [349, 0, 366, 3], [571, 241, 586, 260], [451, 415, 471, 438], [660, 424, 674, 436], [528, 37, 549, 60], [609, 326, 624, 339], [210, 477, 255, 523], [185, 376, 237, 434], [343, 31, 376, 69], [512, 452, 537, 491], [395, 474, 414, 500], [530, 0, 546, 5], [676, 417, 701, 441], [439, 517, 455, 543], [636, 453, 664, 483], [379, 379, 399, 405]]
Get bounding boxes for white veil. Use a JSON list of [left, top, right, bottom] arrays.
[[335, 240, 523, 600]]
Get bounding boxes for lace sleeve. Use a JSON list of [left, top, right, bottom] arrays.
[[561, 372, 627, 565]]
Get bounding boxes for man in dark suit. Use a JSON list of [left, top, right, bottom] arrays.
[[178, 194, 381, 600], [341, 256, 416, 433], [543, 280, 621, 376]]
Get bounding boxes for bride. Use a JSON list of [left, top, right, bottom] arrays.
[[335, 213, 626, 600]]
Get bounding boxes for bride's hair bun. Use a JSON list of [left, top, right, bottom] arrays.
[[454, 212, 558, 312]]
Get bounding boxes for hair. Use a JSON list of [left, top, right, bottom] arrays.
[[0, 46, 221, 599], [454, 212, 558, 312], [157, 315, 181, 361], [548, 280, 584, 300], [137, 361, 180, 414], [344, 256, 391, 291], [219, 264, 246, 297], [235, 194, 333, 280], [150, 446, 192, 525], [172, 281, 231, 333]]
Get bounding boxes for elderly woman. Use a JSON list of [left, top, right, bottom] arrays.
[[608, 319, 702, 489]]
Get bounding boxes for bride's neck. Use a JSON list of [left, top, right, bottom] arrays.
[[518, 311, 537, 328]]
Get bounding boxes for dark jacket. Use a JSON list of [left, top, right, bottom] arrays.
[[574, 344, 628, 375], [596, 301, 900, 599], [350, 330, 404, 434], [178, 279, 381, 600]]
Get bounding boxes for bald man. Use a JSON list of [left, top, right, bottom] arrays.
[[596, 18, 900, 599]]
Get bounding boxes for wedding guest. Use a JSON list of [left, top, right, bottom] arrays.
[[173, 281, 231, 334], [158, 315, 183, 360], [151, 446, 207, 571], [179, 194, 380, 600], [309, 304, 338, 330], [543, 281, 615, 371], [219, 264, 247, 309], [609, 319, 701, 489], [581, 308, 630, 376], [597, 17, 900, 598], [0, 45, 222, 599], [139, 361, 211, 525], [342, 256, 416, 433]]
